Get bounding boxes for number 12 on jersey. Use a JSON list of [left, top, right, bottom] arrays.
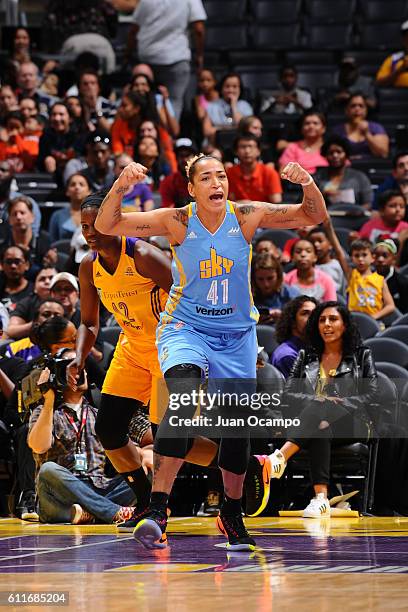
[[207, 279, 229, 306]]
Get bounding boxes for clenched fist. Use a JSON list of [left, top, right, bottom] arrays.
[[281, 162, 313, 186], [116, 162, 147, 190]]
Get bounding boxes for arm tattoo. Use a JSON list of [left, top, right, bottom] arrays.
[[133, 224, 151, 231], [264, 205, 288, 218], [272, 218, 298, 225], [96, 191, 122, 226], [239, 204, 256, 215], [173, 210, 188, 227], [116, 186, 128, 195], [96, 194, 108, 218], [304, 197, 317, 214]]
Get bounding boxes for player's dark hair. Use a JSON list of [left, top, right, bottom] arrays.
[[186, 154, 225, 182], [81, 190, 109, 211]]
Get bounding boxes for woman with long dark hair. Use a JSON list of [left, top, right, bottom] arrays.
[[248, 300, 378, 518], [111, 91, 146, 156], [133, 135, 171, 191], [130, 72, 179, 138]]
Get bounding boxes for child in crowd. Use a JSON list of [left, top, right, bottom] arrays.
[[359, 190, 408, 243], [254, 235, 282, 261], [252, 252, 300, 324], [282, 225, 316, 263], [373, 239, 408, 314], [0, 111, 31, 171], [284, 239, 337, 301], [194, 69, 219, 122], [324, 222, 395, 321], [308, 226, 346, 294], [347, 239, 395, 320]]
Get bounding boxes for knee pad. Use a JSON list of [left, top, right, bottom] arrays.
[[153, 436, 190, 460], [95, 415, 128, 450], [95, 394, 140, 450], [218, 437, 250, 475], [153, 364, 202, 459], [164, 363, 202, 387]]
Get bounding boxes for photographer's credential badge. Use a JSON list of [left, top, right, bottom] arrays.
[[74, 453, 88, 472]]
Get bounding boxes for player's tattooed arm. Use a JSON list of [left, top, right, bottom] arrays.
[[236, 202, 259, 229], [172, 209, 189, 228], [238, 204, 256, 215], [96, 191, 123, 227], [254, 185, 327, 230], [304, 196, 318, 215], [94, 161, 174, 237], [263, 205, 296, 225]]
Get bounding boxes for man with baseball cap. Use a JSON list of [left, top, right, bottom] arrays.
[[50, 272, 104, 367], [376, 21, 408, 88], [159, 138, 197, 208]]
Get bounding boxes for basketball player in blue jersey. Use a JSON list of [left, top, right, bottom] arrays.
[[95, 157, 328, 550]]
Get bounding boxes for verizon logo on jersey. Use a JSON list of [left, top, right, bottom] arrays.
[[196, 306, 233, 316]]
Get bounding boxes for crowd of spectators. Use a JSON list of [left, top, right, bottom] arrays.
[[0, 0, 408, 520]]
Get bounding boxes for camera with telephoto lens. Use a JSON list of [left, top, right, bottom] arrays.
[[18, 350, 85, 416], [38, 353, 85, 395]]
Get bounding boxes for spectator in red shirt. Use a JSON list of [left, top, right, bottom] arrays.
[[159, 138, 197, 208], [227, 134, 282, 203]]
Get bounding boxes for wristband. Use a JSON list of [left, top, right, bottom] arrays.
[[300, 175, 313, 186]]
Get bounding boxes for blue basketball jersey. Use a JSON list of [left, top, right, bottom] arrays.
[[162, 201, 259, 333]]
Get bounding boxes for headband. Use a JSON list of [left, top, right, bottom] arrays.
[[375, 239, 397, 255]]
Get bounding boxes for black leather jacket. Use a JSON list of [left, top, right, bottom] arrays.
[[283, 346, 379, 424]]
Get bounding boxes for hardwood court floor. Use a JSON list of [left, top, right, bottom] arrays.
[[0, 516, 407, 611]]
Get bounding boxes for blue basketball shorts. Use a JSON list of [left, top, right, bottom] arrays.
[[156, 319, 257, 380]]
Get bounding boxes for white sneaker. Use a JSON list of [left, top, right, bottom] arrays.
[[267, 449, 287, 479], [302, 493, 330, 518]]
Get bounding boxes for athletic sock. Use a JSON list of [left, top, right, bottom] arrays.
[[150, 492, 169, 513], [221, 494, 242, 516], [122, 467, 151, 508]]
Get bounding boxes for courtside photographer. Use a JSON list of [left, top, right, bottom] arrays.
[[27, 347, 137, 525]]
